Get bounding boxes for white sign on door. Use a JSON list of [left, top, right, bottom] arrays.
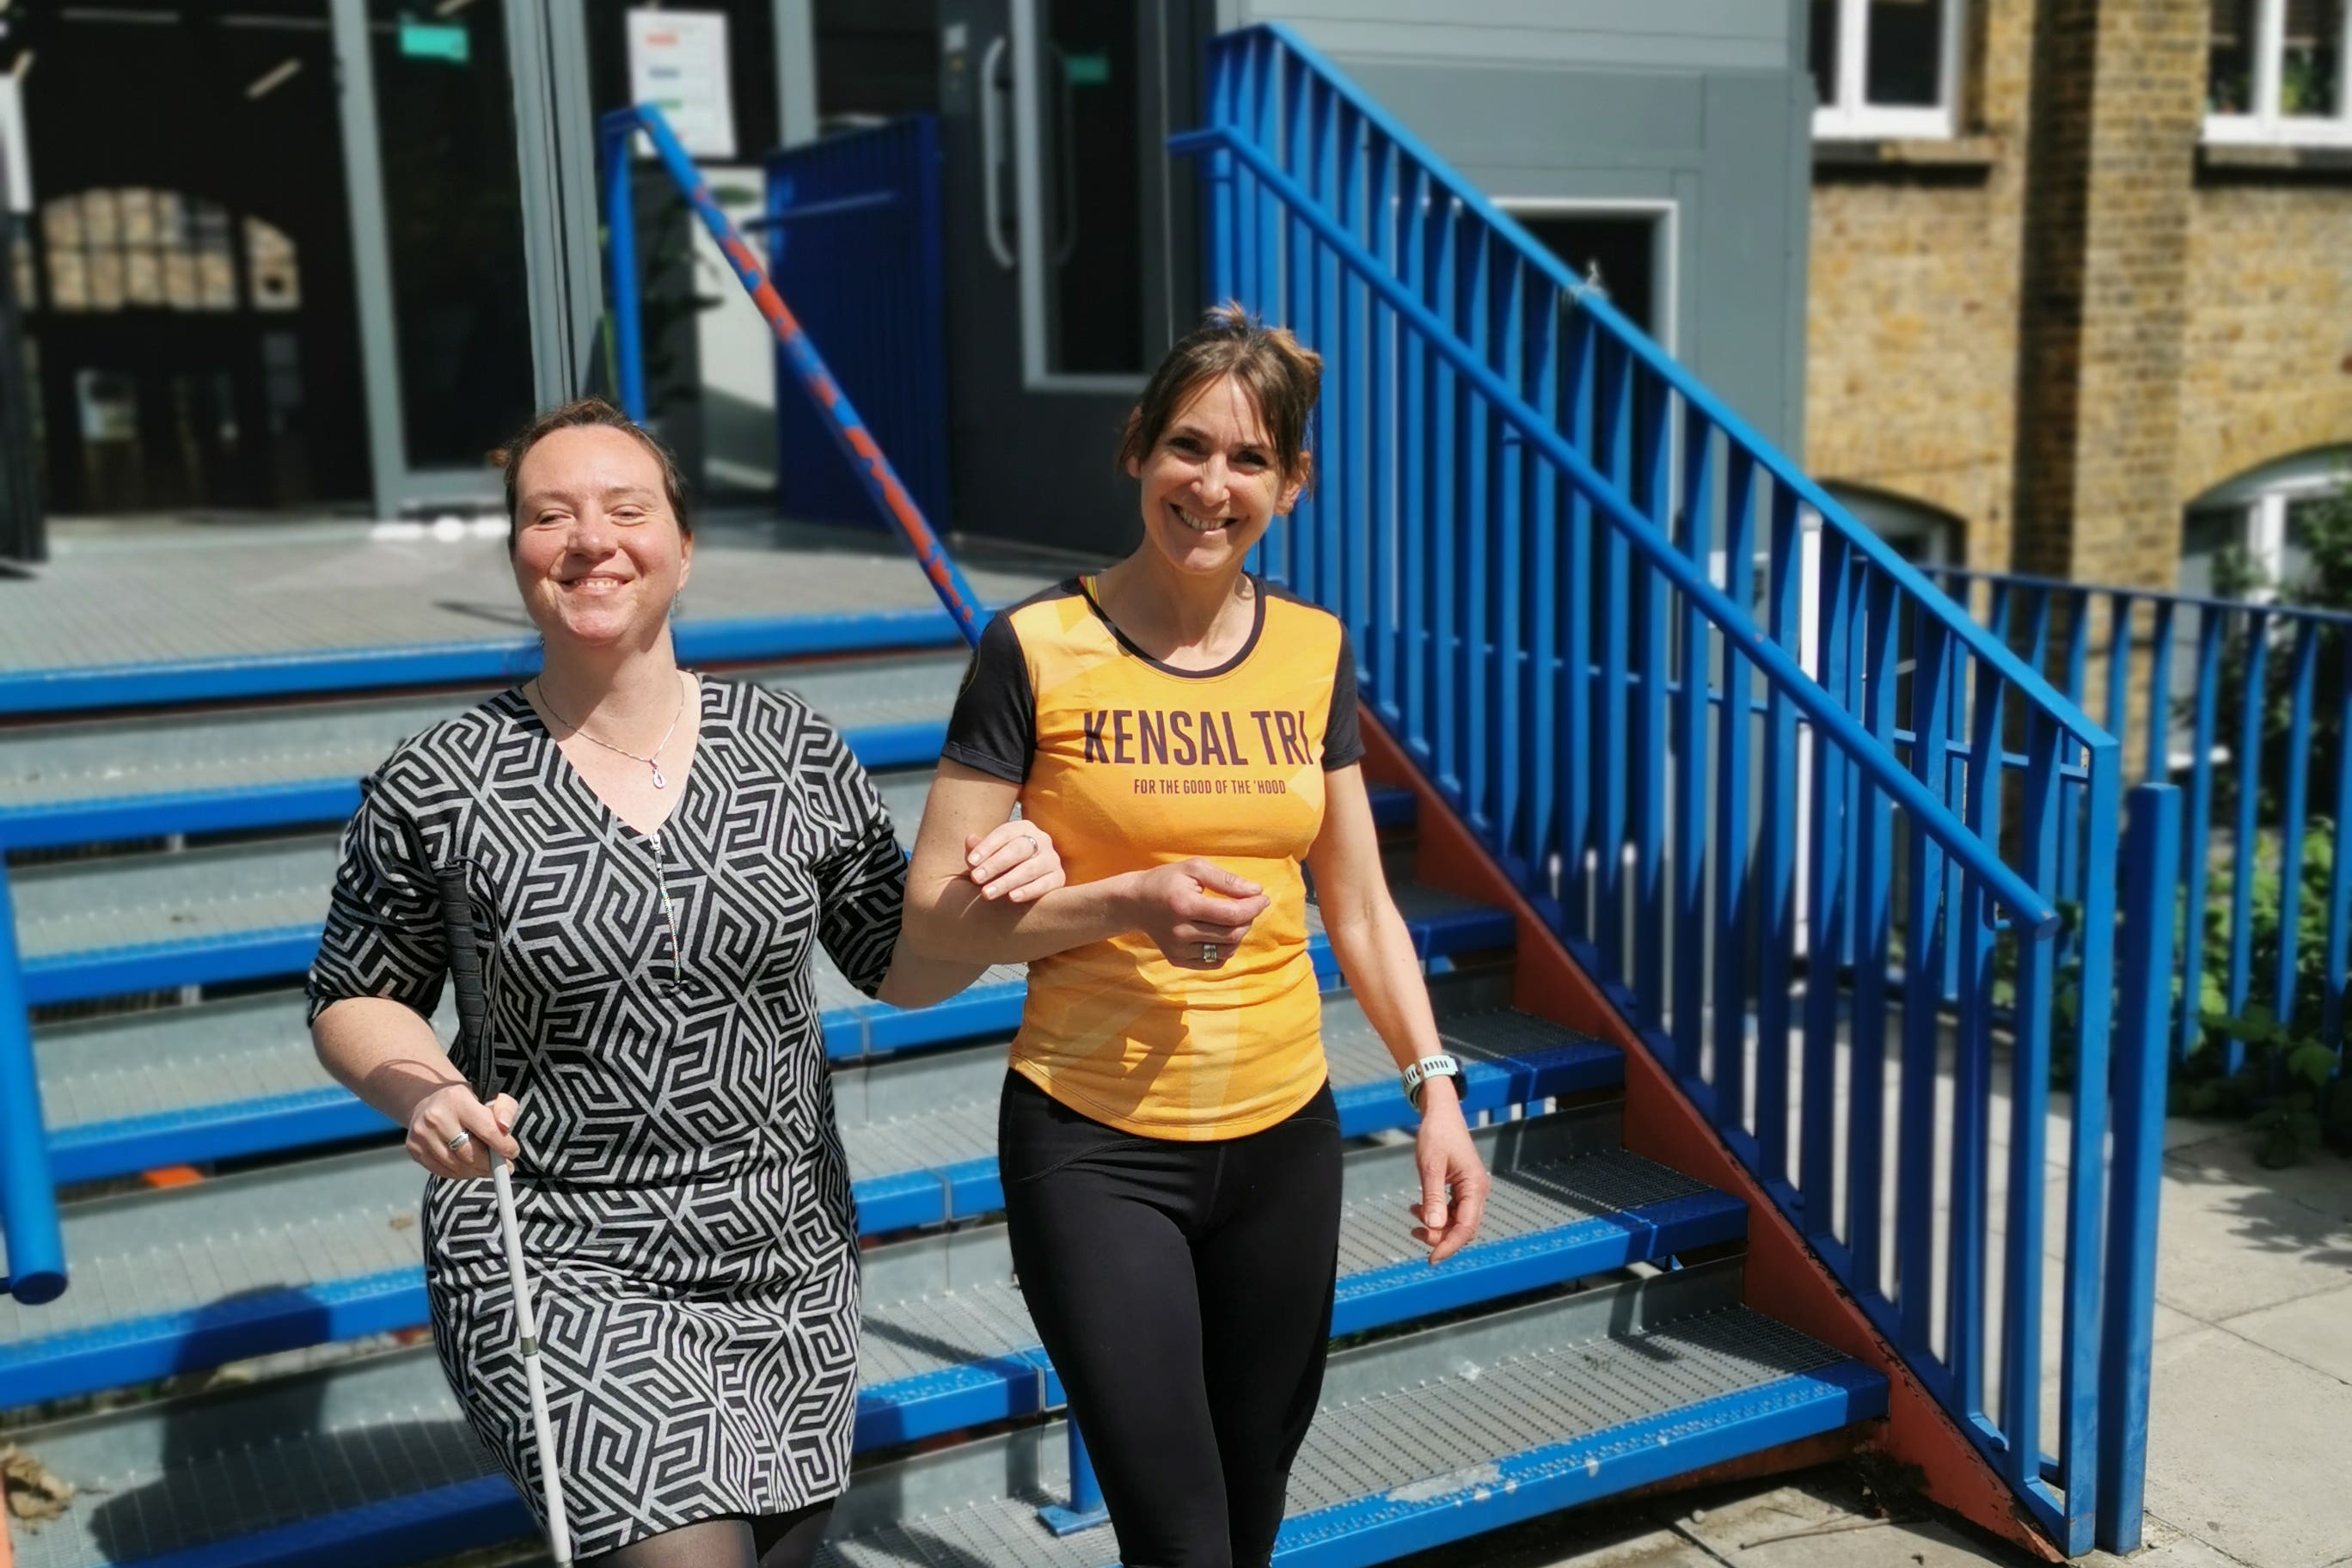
[[0, 76, 32, 216], [627, 9, 736, 160]]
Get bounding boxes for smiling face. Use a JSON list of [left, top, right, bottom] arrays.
[[509, 426, 693, 652], [1125, 373, 1307, 579]]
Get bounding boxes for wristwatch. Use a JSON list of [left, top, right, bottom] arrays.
[[1400, 1053, 1462, 1113]]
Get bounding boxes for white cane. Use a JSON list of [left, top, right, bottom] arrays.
[[438, 866, 573, 1566]]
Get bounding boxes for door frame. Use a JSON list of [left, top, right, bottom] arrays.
[[330, 0, 604, 516]]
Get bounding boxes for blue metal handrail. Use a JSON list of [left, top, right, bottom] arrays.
[[1935, 566, 2352, 1077], [0, 864, 63, 1304], [1179, 22, 2156, 1556], [600, 104, 985, 652]]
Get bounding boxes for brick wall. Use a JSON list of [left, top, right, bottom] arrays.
[[2179, 182, 2352, 505], [1805, 0, 2033, 571], [1806, 0, 2352, 591]]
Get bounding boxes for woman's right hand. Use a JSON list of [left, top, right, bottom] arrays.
[[1127, 859, 1271, 970], [406, 1082, 522, 1179]]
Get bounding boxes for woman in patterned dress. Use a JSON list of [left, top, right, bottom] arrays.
[[305, 400, 1068, 1568]]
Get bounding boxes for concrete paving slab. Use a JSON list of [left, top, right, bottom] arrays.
[[2119, 1516, 2271, 1568], [2152, 1142, 2352, 1324], [2217, 1279, 2352, 1385], [2143, 1326, 2352, 1568]]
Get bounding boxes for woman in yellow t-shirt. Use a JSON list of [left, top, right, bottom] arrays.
[[901, 303, 1490, 1567]]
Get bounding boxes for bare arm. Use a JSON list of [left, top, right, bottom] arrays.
[[873, 812, 1069, 1008], [311, 996, 519, 1178], [901, 761, 1272, 968], [1306, 765, 1489, 1263]]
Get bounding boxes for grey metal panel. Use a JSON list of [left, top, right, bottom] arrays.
[[1694, 70, 1811, 455], [1339, 61, 1709, 166], [1249, 0, 1791, 73]]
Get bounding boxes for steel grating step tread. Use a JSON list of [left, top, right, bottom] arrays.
[[15, 776, 1438, 1007], [0, 655, 971, 836], [34, 950, 1604, 1197], [4, 1056, 1663, 1409], [820, 1302, 1882, 1568], [0, 1265, 1877, 1568]]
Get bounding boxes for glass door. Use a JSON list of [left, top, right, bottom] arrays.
[[333, 0, 601, 514], [1008, 0, 1195, 394]]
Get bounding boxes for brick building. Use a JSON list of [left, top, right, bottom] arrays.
[[1803, 0, 2352, 602]]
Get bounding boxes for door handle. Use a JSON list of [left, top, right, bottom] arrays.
[[978, 34, 1016, 270]]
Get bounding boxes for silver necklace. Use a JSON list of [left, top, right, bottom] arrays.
[[537, 672, 688, 788]]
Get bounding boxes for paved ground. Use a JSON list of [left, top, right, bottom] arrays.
[[0, 511, 1083, 676]]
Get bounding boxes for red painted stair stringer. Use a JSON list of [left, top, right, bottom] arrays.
[[1358, 713, 2062, 1564]]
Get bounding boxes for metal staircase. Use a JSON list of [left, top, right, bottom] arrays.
[[0, 649, 1888, 1567], [0, 28, 2191, 1563]]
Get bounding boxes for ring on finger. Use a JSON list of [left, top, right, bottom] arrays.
[[444, 1130, 474, 1155], [1201, 942, 1219, 964]]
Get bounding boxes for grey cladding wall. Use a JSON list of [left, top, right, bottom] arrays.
[[1230, 0, 1813, 451]]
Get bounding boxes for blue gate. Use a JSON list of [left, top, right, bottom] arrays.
[[763, 115, 949, 532]]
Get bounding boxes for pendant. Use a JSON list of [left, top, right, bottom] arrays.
[[651, 764, 668, 789]]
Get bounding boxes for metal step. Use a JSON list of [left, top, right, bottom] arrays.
[[0, 1262, 1883, 1568], [0, 655, 970, 852], [26, 770, 1449, 1180], [0, 654, 1419, 854], [5, 1005, 1638, 1408], [12, 813, 1489, 1013], [820, 1265, 1884, 1568], [0, 1128, 1761, 1568]]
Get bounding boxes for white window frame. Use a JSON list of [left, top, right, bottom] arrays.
[[1008, 0, 1150, 395], [1491, 197, 1679, 358], [2204, 0, 2352, 147], [2190, 464, 2346, 597], [1813, 0, 1967, 141]]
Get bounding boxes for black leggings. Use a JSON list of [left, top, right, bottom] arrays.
[[579, 1501, 831, 1568], [1000, 1072, 1344, 1568]]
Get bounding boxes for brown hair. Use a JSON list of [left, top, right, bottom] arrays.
[[1118, 302, 1322, 492], [492, 398, 692, 548]]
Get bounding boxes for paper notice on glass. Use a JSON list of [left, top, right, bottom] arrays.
[[627, 9, 736, 160], [0, 76, 32, 215]]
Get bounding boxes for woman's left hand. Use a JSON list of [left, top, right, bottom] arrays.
[[965, 818, 1066, 903], [1410, 1080, 1489, 1264]]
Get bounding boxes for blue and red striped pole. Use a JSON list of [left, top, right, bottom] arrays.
[[599, 105, 986, 650]]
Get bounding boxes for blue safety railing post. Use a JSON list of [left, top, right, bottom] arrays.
[[598, 103, 988, 650], [0, 861, 64, 1305], [1171, 24, 2146, 1551], [601, 118, 648, 423], [1038, 1418, 1112, 1535], [2099, 782, 2180, 1553]]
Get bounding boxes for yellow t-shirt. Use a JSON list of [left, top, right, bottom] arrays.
[[941, 576, 1364, 1139]]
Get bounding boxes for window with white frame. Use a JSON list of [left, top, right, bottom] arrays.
[[2180, 449, 2349, 601], [2170, 448, 2349, 767], [1811, 0, 1966, 138], [2207, 0, 2352, 144]]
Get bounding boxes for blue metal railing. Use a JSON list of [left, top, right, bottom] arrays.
[[1933, 567, 2352, 1078], [762, 115, 949, 534], [1173, 23, 2166, 1555], [601, 104, 984, 648]]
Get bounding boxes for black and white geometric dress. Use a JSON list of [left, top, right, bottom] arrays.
[[306, 677, 904, 1557]]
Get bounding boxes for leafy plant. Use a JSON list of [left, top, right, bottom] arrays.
[[2175, 818, 2352, 1166]]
